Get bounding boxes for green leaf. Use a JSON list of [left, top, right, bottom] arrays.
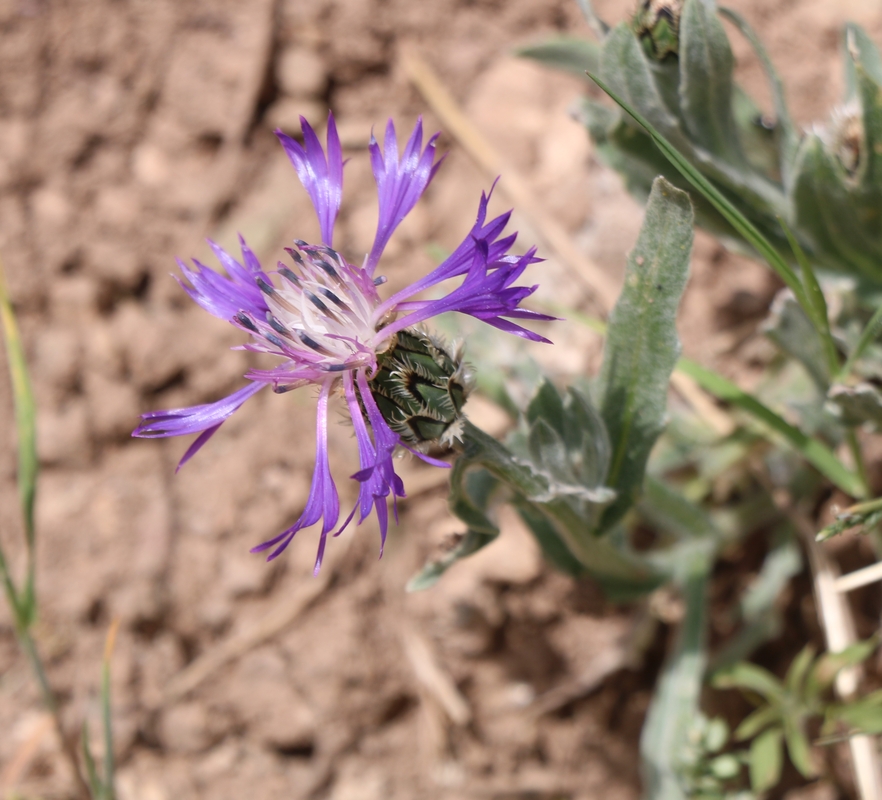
[[734, 705, 779, 741], [790, 134, 882, 282], [598, 177, 694, 529], [678, 0, 742, 162], [807, 637, 879, 700], [563, 387, 612, 488], [407, 466, 501, 591], [0, 257, 38, 630], [778, 218, 840, 379], [827, 382, 882, 428], [762, 291, 831, 391], [515, 37, 600, 77], [640, 475, 718, 540], [832, 696, 882, 735], [526, 378, 566, 434], [710, 530, 800, 672], [600, 23, 689, 146], [843, 23, 882, 99], [586, 66, 808, 310], [719, 7, 799, 182], [676, 357, 865, 498], [513, 499, 587, 578], [82, 721, 104, 799], [712, 662, 786, 704], [414, 421, 662, 596], [640, 555, 711, 800], [854, 51, 882, 188], [782, 715, 816, 778], [785, 645, 816, 697], [748, 726, 784, 793], [838, 302, 882, 381]]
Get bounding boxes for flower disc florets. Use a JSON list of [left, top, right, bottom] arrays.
[[134, 113, 553, 573]]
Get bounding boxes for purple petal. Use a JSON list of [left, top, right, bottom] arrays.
[[381, 245, 554, 343], [250, 381, 340, 567], [276, 113, 343, 246], [373, 187, 520, 317], [365, 117, 442, 275], [133, 381, 268, 469], [336, 370, 408, 556], [177, 238, 270, 322]]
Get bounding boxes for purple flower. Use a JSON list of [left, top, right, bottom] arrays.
[[134, 113, 553, 572]]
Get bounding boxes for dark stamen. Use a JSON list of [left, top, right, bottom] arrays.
[[278, 266, 301, 286], [325, 364, 347, 372], [284, 247, 304, 265], [267, 314, 293, 338], [316, 259, 340, 280], [373, 275, 387, 286], [257, 277, 276, 296], [265, 333, 286, 349], [297, 330, 325, 351], [305, 291, 329, 314], [317, 286, 347, 308], [236, 312, 259, 332]]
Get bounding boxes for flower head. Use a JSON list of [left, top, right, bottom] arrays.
[[134, 113, 553, 572]]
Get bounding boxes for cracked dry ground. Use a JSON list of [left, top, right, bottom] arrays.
[[1, 1, 881, 798]]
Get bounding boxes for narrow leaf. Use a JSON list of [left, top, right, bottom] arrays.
[[0, 257, 38, 628], [640, 475, 717, 540], [843, 23, 882, 98], [782, 715, 816, 778], [640, 554, 711, 800], [676, 358, 865, 497], [712, 661, 786, 704], [762, 290, 831, 391], [749, 726, 784, 793], [599, 177, 694, 529], [735, 705, 779, 741], [719, 7, 799, 182], [586, 69, 809, 306], [515, 37, 600, 77], [679, 0, 742, 161]]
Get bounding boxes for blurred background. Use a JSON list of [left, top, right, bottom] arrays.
[[1, 0, 881, 798]]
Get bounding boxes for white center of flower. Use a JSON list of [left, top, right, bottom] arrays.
[[256, 242, 382, 372]]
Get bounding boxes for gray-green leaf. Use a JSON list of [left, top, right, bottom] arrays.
[[599, 177, 694, 530]]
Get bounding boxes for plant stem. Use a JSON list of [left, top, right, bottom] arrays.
[[17, 625, 91, 799], [847, 429, 871, 498]]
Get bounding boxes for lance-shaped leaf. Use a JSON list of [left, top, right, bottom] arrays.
[[790, 134, 882, 282], [844, 23, 882, 99], [827, 382, 882, 428], [515, 37, 600, 78], [748, 726, 784, 793], [410, 420, 662, 596], [598, 177, 694, 530], [762, 290, 831, 391], [600, 23, 690, 148], [640, 551, 711, 800], [407, 466, 501, 591], [850, 36, 882, 188], [719, 6, 799, 186], [679, 0, 743, 163]]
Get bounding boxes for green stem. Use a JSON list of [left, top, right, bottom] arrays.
[[846, 429, 871, 498], [17, 625, 91, 799], [838, 303, 882, 382]]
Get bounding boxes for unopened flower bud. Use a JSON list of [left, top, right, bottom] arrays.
[[367, 327, 473, 449], [633, 0, 683, 60]]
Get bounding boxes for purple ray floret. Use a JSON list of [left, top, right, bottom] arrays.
[[133, 112, 554, 571]]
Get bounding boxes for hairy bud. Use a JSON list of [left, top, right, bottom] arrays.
[[633, 0, 683, 60], [367, 328, 474, 448]]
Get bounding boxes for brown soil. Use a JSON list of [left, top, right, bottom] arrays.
[[1, 1, 881, 798]]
